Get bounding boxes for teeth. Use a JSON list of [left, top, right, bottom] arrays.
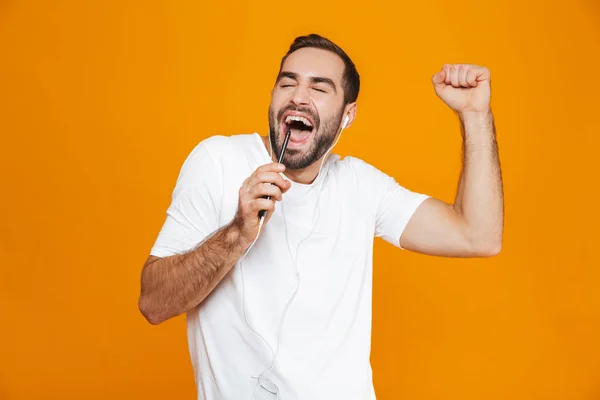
[[285, 115, 313, 128]]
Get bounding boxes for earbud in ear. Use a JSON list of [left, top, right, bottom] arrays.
[[343, 115, 349, 129]]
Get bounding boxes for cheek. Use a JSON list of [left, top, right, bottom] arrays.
[[317, 93, 341, 108], [314, 101, 339, 127], [268, 104, 282, 124], [270, 90, 289, 110]]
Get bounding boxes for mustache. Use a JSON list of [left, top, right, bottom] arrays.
[[276, 105, 319, 129]]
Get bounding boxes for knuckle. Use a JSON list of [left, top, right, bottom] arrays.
[[250, 183, 261, 194]]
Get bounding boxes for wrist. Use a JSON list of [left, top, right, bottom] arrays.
[[459, 108, 495, 140], [458, 108, 492, 122], [226, 218, 253, 251]]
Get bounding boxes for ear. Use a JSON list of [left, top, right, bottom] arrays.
[[342, 103, 357, 129]]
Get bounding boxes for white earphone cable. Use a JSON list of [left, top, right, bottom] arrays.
[[241, 116, 349, 398]]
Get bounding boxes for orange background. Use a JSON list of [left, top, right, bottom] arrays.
[[1, 1, 599, 399]]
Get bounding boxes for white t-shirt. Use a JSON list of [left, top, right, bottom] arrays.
[[150, 133, 429, 400]]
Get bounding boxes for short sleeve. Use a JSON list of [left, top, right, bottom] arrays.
[[373, 173, 430, 249], [149, 141, 222, 258]]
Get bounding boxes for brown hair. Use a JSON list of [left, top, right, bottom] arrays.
[[278, 34, 360, 104]]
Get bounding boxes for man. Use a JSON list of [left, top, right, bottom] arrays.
[[138, 34, 503, 399]]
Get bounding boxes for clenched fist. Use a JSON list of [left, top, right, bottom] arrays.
[[432, 64, 491, 114]]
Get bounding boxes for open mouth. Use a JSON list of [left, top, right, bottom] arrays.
[[283, 114, 315, 146]]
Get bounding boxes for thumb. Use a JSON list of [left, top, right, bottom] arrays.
[[432, 70, 446, 86]]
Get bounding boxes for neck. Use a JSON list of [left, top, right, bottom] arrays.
[[261, 136, 325, 185]]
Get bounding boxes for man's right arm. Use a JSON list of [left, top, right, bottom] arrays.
[[138, 221, 250, 325], [138, 162, 290, 325]]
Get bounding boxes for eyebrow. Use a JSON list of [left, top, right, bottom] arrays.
[[277, 71, 337, 92]]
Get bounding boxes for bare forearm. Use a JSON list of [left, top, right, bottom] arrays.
[[454, 109, 504, 252], [139, 221, 250, 324]]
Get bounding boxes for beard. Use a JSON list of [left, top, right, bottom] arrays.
[[268, 105, 344, 170]]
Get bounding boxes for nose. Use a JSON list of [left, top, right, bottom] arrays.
[[291, 84, 310, 107]]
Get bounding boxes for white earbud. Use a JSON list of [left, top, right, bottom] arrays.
[[342, 115, 349, 129]]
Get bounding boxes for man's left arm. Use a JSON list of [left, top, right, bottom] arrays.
[[400, 64, 504, 257]]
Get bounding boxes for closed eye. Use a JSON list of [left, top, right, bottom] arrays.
[[312, 87, 327, 93]]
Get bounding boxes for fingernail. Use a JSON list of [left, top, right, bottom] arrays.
[[277, 164, 285, 170]]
